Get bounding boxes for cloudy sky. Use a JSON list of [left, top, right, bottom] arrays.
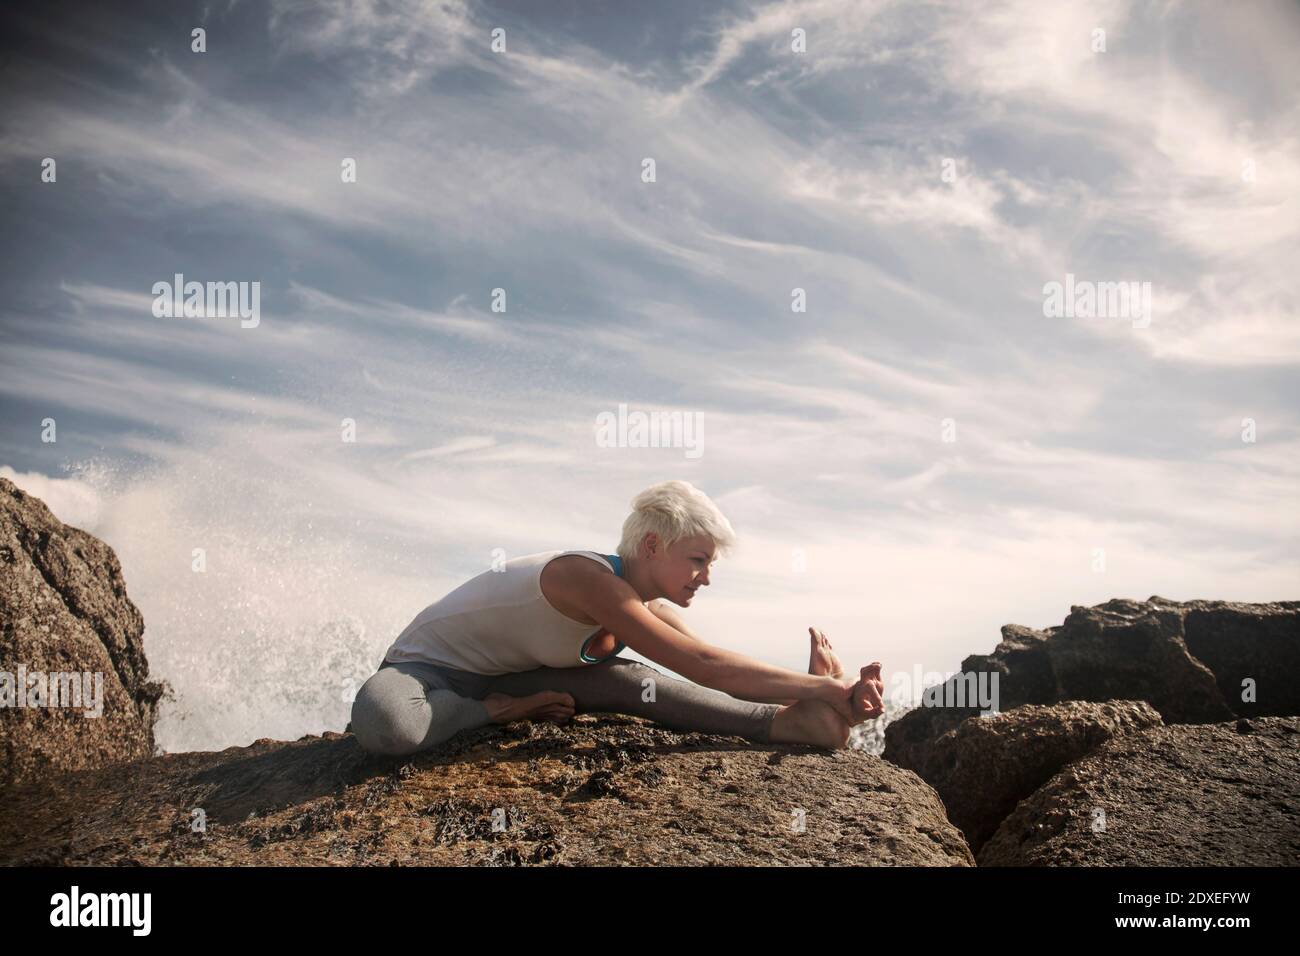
[[1, 0, 1297, 752]]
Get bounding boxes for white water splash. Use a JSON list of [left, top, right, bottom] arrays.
[[29, 446, 440, 754]]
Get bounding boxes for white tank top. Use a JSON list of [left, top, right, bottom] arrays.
[[381, 550, 628, 675]]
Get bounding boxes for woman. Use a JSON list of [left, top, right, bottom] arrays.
[[350, 480, 884, 756]]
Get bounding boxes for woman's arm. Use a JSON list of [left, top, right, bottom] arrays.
[[648, 600, 798, 706], [571, 569, 845, 709]]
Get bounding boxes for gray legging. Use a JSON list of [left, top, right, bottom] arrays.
[[350, 656, 781, 756]]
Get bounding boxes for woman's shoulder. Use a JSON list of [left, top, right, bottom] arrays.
[[540, 550, 616, 579], [538, 551, 619, 599], [538, 552, 619, 625]]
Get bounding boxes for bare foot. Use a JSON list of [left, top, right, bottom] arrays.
[[482, 691, 575, 725], [850, 663, 885, 722], [807, 626, 845, 678], [769, 699, 851, 749]]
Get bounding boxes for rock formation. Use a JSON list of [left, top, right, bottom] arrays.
[[0, 476, 168, 787], [891, 699, 1164, 853], [885, 597, 1300, 861], [0, 714, 974, 866], [979, 716, 1300, 866]]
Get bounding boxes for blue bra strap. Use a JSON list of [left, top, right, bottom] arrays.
[[604, 553, 623, 578]]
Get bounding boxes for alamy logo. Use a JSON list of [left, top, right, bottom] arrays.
[[49, 885, 151, 936], [920, 671, 999, 712], [1042, 273, 1151, 328], [151, 273, 260, 328], [0, 666, 103, 718], [595, 402, 703, 459]]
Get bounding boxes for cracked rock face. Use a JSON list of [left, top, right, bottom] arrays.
[[884, 597, 1300, 863], [0, 714, 976, 866], [0, 477, 168, 786], [971, 597, 1297, 723], [883, 597, 1299, 774], [978, 716, 1300, 866], [888, 700, 1165, 854]]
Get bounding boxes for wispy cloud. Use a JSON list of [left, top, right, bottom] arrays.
[[1, 0, 1295, 752]]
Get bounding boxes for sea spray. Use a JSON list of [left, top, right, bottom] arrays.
[[51, 443, 451, 754]]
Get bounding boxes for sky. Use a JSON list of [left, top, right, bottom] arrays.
[[1, 0, 1297, 753]]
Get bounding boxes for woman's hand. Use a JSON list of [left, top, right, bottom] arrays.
[[857, 662, 885, 721], [819, 663, 885, 725], [820, 677, 858, 724]]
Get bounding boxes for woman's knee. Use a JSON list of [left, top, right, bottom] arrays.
[[350, 671, 428, 756]]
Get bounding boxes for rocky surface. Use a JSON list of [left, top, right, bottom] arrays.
[[887, 598, 1299, 760], [0, 713, 975, 866], [883, 597, 1296, 764], [0, 476, 168, 787], [884, 597, 1299, 863], [1181, 604, 1300, 718], [890, 700, 1165, 853], [979, 716, 1300, 866]]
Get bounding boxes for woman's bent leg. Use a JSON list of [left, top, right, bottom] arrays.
[[350, 664, 491, 756], [481, 658, 781, 744]]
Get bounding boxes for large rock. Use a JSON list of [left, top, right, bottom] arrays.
[[966, 597, 1260, 723], [1182, 603, 1300, 717], [0, 476, 168, 786], [884, 597, 1298, 858], [979, 716, 1300, 866], [886, 597, 1299, 775], [889, 700, 1164, 853], [0, 713, 976, 866]]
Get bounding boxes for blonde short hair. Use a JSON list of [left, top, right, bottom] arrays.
[[616, 480, 737, 563]]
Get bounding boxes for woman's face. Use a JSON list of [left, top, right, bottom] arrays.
[[645, 532, 716, 605]]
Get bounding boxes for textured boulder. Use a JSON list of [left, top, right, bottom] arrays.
[[886, 597, 1300, 777], [979, 716, 1300, 866], [887, 700, 1164, 853], [0, 476, 168, 786], [964, 597, 1258, 723], [0, 713, 976, 866], [1181, 603, 1300, 718], [884, 597, 1298, 858]]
